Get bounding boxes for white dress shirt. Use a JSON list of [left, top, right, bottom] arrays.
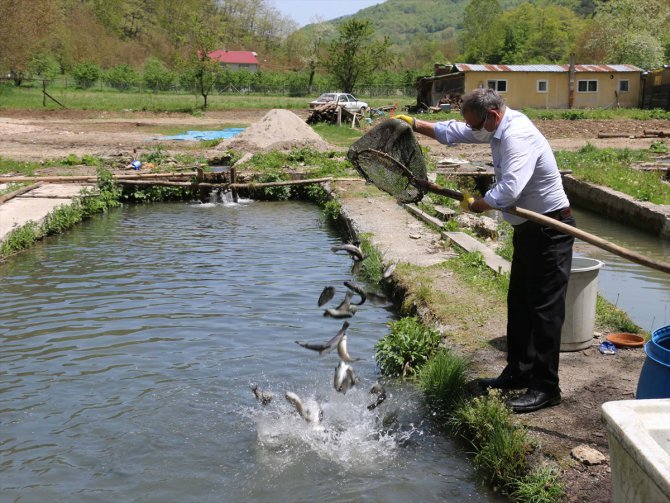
[[434, 108, 569, 225]]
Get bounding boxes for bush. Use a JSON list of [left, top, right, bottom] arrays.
[[105, 64, 139, 91], [143, 57, 176, 91], [71, 61, 100, 89], [374, 317, 441, 376], [418, 348, 470, 410]]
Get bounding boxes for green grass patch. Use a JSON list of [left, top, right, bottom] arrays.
[[524, 107, 670, 121], [374, 316, 442, 377], [509, 466, 565, 503], [310, 123, 364, 147], [417, 348, 470, 411], [445, 251, 510, 300], [596, 294, 644, 335], [358, 233, 385, 284], [555, 144, 670, 204], [237, 147, 352, 178]]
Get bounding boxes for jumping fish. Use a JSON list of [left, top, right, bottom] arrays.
[[367, 382, 387, 410], [365, 291, 391, 307], [382, 262, 397, 280], [285, 391, 324, 425], [317, 285, 336, 307], [251, 384, 274, 405], [337, 333, 361, 363], [323, 291, 357, 319], [333, 360, 356, 394], [331, 243, 365, 262], [343, 280, 366, 305], [295, 321, 349, 355]]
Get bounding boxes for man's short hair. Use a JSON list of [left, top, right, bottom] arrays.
[[461, 88, 506, 117]]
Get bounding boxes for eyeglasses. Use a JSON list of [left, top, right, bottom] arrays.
[[465, 112, 489, 131]]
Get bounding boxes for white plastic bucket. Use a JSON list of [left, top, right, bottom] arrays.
[[560, 257, 605, 351]]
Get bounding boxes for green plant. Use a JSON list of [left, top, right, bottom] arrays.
[[446, 251, 510, 300], [417, 348, 470, 411], [0, 221, 39, 259], [105, 64, 139, 91], [649, 140, 668, 154], [142, 145, 170, 165], [71, 61, 101, 89], [509, 466, 565, 503], [358, 234, 385, 284], [496, 221, 514, 262], [374, 316, 442, 377], [596, 295, 642, 334], [321, 199, 341, 223]]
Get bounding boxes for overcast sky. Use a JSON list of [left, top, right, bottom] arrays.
[[272, 0, 385, 27]]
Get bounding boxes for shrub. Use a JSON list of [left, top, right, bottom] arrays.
[[418, 348, 470, 411], [374, 316, 441, 376], [105, 64, 139, 91], [143, 57, 176, 91], [71, 61, 100, 89]]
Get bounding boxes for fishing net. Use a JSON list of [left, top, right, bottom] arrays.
[[347, 120, 427, 204]]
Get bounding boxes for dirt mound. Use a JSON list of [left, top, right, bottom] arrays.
[[213, 109, 331, 153]]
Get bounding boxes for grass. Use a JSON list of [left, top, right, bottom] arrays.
[[510, 467, 565, 503], [417, 348, 470, 410], [445, 251, 510, 300], [374, 316, 442, 377], [358, 233, 386, 284], [523, 107, 670, 121], [310, 123, 364, 147], [555, 144, 670, 204], [596, 294, 644, 335]]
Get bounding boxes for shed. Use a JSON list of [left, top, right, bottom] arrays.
[[416, 63, 643, 110], [641, 65, 670, 111], [208, 50, 259, 72]]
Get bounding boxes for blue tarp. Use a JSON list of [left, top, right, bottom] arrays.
[[158, 128, 245, 141]]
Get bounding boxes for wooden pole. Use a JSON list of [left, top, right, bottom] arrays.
[[0, 172, 197, 183], [0, 182, 43, 204]]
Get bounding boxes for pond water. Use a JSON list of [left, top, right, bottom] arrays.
[[571, 206, 670, 333], [1, 200, 502, 502]]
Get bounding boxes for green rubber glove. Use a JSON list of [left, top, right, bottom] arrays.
[[460, 190, 475, 211], [395, 115, 415, 130]]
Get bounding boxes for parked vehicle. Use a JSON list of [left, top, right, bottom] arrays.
[[308, 92, 368, 113]]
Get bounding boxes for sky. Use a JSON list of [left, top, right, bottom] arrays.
[[272, 0, 385, 27]]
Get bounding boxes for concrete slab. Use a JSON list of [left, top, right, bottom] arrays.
[[0, 183, 90, 242]]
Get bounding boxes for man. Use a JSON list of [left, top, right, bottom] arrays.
[[396, 88, 575, 413]]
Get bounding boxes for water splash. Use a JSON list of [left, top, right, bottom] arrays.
[[248, 384, 423, 473]]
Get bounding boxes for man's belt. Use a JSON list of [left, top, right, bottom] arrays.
[[543, 207, 572, 220]]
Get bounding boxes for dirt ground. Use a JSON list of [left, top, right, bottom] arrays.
[[1, 108, 668, 501]]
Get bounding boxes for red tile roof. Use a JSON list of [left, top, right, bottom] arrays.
[[208, 50, 259, 64]]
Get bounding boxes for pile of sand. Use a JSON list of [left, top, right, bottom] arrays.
[[214, 109, 332, 153]]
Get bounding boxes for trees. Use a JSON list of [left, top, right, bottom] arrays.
[[578, 0, 670, 69], [460, 0, 504, 63], [324, 19, 392, 94]]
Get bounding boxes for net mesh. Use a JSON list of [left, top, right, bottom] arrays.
[[347, 120, 427, 203]]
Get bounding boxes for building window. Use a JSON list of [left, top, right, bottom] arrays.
[[537, 80, 548, 93], [577, 80, 598, 92], [487, 79, 507, 92], [618, 80, 629, 92]]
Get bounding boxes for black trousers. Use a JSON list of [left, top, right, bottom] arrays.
[[505, 213, 575, 393]]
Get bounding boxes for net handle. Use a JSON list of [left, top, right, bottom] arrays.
[[358, 148, 465, 201]]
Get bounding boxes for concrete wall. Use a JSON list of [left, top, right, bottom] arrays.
[[563, 176, 670, 238]]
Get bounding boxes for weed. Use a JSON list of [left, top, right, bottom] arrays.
[[596, 294, 643, 334], [321, 199, 342, 223], [509, 466, 565, 503], [446, 251, 510, 300], [374, 316, 442, 377], [358, 234, 385, 284], [649, 140, 668, 154], [245, 172, 292, 200], [142, 145, 170, 165], [0, 222, 39, 258], [418, 348, 470, 411], [555, 145, 669, 204]]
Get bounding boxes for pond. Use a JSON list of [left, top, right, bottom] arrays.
[[1, 200, 502, 502]]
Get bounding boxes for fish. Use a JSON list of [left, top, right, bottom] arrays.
[[337, 333, 361, 363], [331, 243, 364, 262], [295, 321, 349, 355], [382, 262, 397, 280], [333, 361, 356, 394], [251, 384, 273, 405], [365, 291, 391, 307], [351, 260, 362, 276], [285, 391, 324, 425], [367, 382, 387, 410], [317, 285, 336, 307], [323, 291, 357, 318], [343, 280, 366, 305]]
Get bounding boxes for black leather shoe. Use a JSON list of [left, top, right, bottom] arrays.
[[506, 389, 561, 413], [479, 374, 528, 390]]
